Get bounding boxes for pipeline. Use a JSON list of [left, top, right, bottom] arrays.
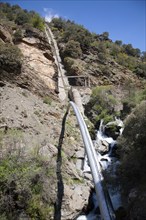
[[69, 101, 116, 220]]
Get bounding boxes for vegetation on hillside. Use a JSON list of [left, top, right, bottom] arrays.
[[85, 83, 146, 127], [50, 17, 146, 79], [0, 2, 44, 31], [0, 3, 47, 79], [0, 42, 23, 74], [121, 82, 146, 117], [0, 129, 56, 219], [84, 86, 118, 126], [117, 101, 146, 219]]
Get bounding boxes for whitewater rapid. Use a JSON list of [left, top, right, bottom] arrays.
[[77, 118, 124, 219]]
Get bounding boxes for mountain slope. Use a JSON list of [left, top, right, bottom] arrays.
[[49, 18, 146, 87]]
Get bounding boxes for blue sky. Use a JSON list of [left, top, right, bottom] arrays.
[[2, 0, 146, 51]]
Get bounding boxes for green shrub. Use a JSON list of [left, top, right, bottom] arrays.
[[63, 57, 75, 75], [0, 3, 44, 31], [51, 18, 93, 52], [62, 40, 82, 58], [13, 29, 23, 43], [134, 62, 146, 78], [43, 96, 52, 105], [31, 13, 44, 31], [116, 52, 137, 71], [115, 40, 122, 46], [117, 101, 146, 193], [85, 86, 118, 126], [122, 43, 141, 57], [51, 17, 66, 31], [121, 83, 146, 118], [98, 52, 107, 63], [90, 40, 99, 50], [110, 43, 121, 57], [0, 42, 23, 74], [15, 11, 29, 25], [0, 129, 56, 219], [117, 101, 146, 217]]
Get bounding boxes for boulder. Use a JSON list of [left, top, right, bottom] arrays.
[[0, 25, 12, 43], [39, 144, 57, 161], [94, 139, 109, 155], [105, 118, 124, 139], [62, 184, 90, 220]]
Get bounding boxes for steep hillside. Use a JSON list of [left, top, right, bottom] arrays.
[[0, 4, 92, 219], [0, 3, 146, 220], [49, 18, 146, 87]]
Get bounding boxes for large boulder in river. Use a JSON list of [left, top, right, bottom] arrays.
[[104, 118, 124, 139], [94, 139, 109, 155]]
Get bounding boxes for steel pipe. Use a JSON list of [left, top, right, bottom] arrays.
[[69, 101, 115, 220]]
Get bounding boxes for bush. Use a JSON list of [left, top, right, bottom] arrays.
[[85, 86, 118, 126], [115, 40, 122, 46], [122, 43, 141, 57], [43, 96, 52, 105], [51, 17, 66, 31], [13, 29, 23, 43], [121, 83, 146, 118], [0, 129, 56, 219], [31, 13, 44, 31], [117, 101, 146, 218], [98, 52, 107, 63], [0, 3, 44, 31], [116, 52, 137, 71], [110, 43, 121, 57], [134, 63, 146, 78], [62, 40, 82, 59], [51, 18, 93, 52], [117, 101, 146, 193], [15, 11, 29, 25], [0, 42, 23, 74]]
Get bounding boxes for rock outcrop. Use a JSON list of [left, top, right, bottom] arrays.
[[0, 24, 12, 43], [18, 38, 56, 90]]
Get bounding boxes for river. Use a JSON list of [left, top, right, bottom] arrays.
[[77, 118, 124, 220]]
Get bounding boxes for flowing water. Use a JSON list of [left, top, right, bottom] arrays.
[[77, 118, 124, 220]]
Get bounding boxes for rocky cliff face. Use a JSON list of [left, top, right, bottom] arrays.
[[0, 22, 58, 97], [0, 22, 93, 219], [63, 54, 142, 87]]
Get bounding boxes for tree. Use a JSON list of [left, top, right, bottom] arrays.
[[0, 42, 23, 74], [117, 101, 146, 218], [141, 51, 146, 62], [122, 44, 140, 57], [134, 48, 141, 57], [51, 17, 65, 30], [134, 63, 146, 78], [115, 40, 122, 46], [62, 40, 82, 58], [51, 18, 93, 52], [15, 11, 29, 25], [85, 86, 117, 126], [98, 52, 106, 63], [31, 13, 44, 31], [99, 32, 109, 41], [110, 43, 121, 57]]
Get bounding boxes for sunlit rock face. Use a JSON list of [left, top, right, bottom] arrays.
[[18, 37, 56, 91]]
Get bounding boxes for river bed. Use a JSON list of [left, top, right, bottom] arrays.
[[76, 118, 124, 220]]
